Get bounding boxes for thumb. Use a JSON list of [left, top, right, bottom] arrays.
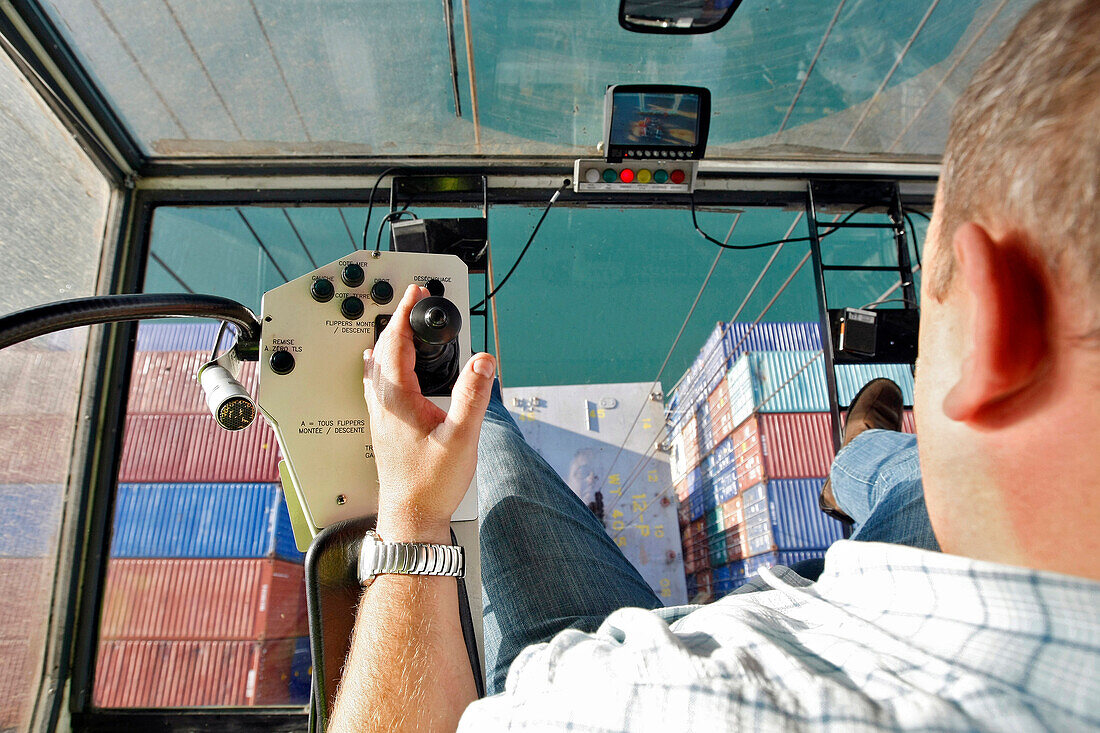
[[440, 354, 496, 448]]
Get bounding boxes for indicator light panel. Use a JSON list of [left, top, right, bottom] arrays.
[[573, 159, 698, 194]]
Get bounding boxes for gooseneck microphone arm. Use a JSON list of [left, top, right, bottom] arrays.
[[0, 294, 261, 353]]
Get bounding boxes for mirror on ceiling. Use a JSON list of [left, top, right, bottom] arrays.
[[618, 0, 743, 34]]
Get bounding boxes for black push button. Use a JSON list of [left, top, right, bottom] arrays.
[[370, 280, 394, 304], [341, 296, 365, 320], [342, 263, 365, 288], [310, 278, 334, 302], [425, 279, 445, 297], [269, 350, 295, 375]]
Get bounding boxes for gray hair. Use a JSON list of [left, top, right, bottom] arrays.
[[931, 0, 1100, 332]]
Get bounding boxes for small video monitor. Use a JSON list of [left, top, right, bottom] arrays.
[[603, 84, 711, 163]]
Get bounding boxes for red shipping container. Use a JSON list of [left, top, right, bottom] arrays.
[[721, 497, 742, 530], [0, 558, 48, 641], [93, 638, 305, 707], [118, 414, 281, 483], [712, 409, 734, 446], [729, 415, 762, 462], [723, 526, 747, 562], [706, 380, 729, 418], [694, 570, 713, 602], [758, 413, 833, 478], [128, 351, 259, 415], [100, 559, 307, 641], [734, 450, 766, 493], [902, 410, 915, 434], [732, 413, 833, 485], [0, 414, 77, 484], [706, 382, 734, 444], [0, 347, 83, 415], [682, 534, 710, 575], [683, 540, 697, 574], [689, 518, 705, 538], [0, 640, 38, 729], [674, 478, 689, 501], [677, 497, 690, 528]]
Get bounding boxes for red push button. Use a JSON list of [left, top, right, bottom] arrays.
[[619, 168, 635, 183], [669, 169, 686, 184]]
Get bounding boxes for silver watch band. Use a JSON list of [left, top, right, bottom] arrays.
[[358, 530, 465, 586]]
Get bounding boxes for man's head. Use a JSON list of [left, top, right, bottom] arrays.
[[915, 0, 1100, 579]]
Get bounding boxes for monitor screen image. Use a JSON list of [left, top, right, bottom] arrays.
[[609, 92, 701, 147]]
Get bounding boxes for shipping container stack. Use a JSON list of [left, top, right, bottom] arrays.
[[668, 322, 916, 602], [92, 322, 311, 709], [0, 334, 81, 729]]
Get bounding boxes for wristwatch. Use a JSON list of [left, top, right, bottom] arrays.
[[357, 530, 465, 586]]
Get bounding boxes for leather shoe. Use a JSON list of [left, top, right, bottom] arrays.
[[819, 378, 905, 523]]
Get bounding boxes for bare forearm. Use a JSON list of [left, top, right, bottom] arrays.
[[329, 527, 477, 732]]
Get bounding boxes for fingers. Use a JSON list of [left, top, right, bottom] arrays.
[[371, 284, 427, 396], [440, 353, 496, 448]]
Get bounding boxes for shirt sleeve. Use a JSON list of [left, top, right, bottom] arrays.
[[456, 606, 742, 732]]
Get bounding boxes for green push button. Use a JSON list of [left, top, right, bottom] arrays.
[[653, 169, 669, 183], [602, 169, 617, 183]]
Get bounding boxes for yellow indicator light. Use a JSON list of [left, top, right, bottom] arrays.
[[636, 169, 653, 184]]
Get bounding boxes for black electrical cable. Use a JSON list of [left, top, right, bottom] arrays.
[[690, 197, 874, 250], [903, 210, 923, 269], [471, 183, 566, 312], [907, 208, 931, 221], [210, 320, 230, 362], [361, 166, 403, 250], [374, 210, 420, 253], [863, 297, 920, 309], [0, 294, 261, 351]]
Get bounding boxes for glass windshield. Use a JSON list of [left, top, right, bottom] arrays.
[[37, 0, 1031, 159]]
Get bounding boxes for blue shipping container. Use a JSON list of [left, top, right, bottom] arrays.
[[111, 483, 303, 561], [712, 438, 735, 473], [135, 321, 239, 353], [0, 484, 63, 557], [743, 550, 827, 578], [741, 479, 843, 556], [713, 559, 748, 597], [727, 322, 822, 361], [713, 466, 738, 504], [835, 363, 916, 407], [287, 636, 313, 705]]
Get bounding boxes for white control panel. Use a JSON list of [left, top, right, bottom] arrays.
[[255, 251, 475, 537], [573, 158, 698, 194]]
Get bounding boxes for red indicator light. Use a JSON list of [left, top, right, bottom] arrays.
[[670, 169, 686, 184], [619, 169, 635, 183]]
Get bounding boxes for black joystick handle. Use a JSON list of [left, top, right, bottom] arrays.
[[410, 297, 462, 350], [409, 296, 463, 395]]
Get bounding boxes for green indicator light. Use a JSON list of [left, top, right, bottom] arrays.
[[602, 169, 617, 183], [653, 169, 669, 183]]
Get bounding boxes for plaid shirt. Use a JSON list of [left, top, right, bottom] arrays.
[[459, 541, 1100, 731]]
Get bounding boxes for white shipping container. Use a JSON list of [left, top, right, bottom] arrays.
[[502, 382, 687, 605]]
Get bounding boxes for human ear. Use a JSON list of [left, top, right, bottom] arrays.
[[942, 223, 1050, 422]]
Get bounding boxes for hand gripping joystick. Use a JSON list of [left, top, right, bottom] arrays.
[[409, 296, 463, 395]]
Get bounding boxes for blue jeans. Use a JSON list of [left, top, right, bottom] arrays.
[[477, 384, 662, 695], [829, 429, 940, 552]]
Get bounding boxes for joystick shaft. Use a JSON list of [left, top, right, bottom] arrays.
[[409, 296, 463, 395]]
